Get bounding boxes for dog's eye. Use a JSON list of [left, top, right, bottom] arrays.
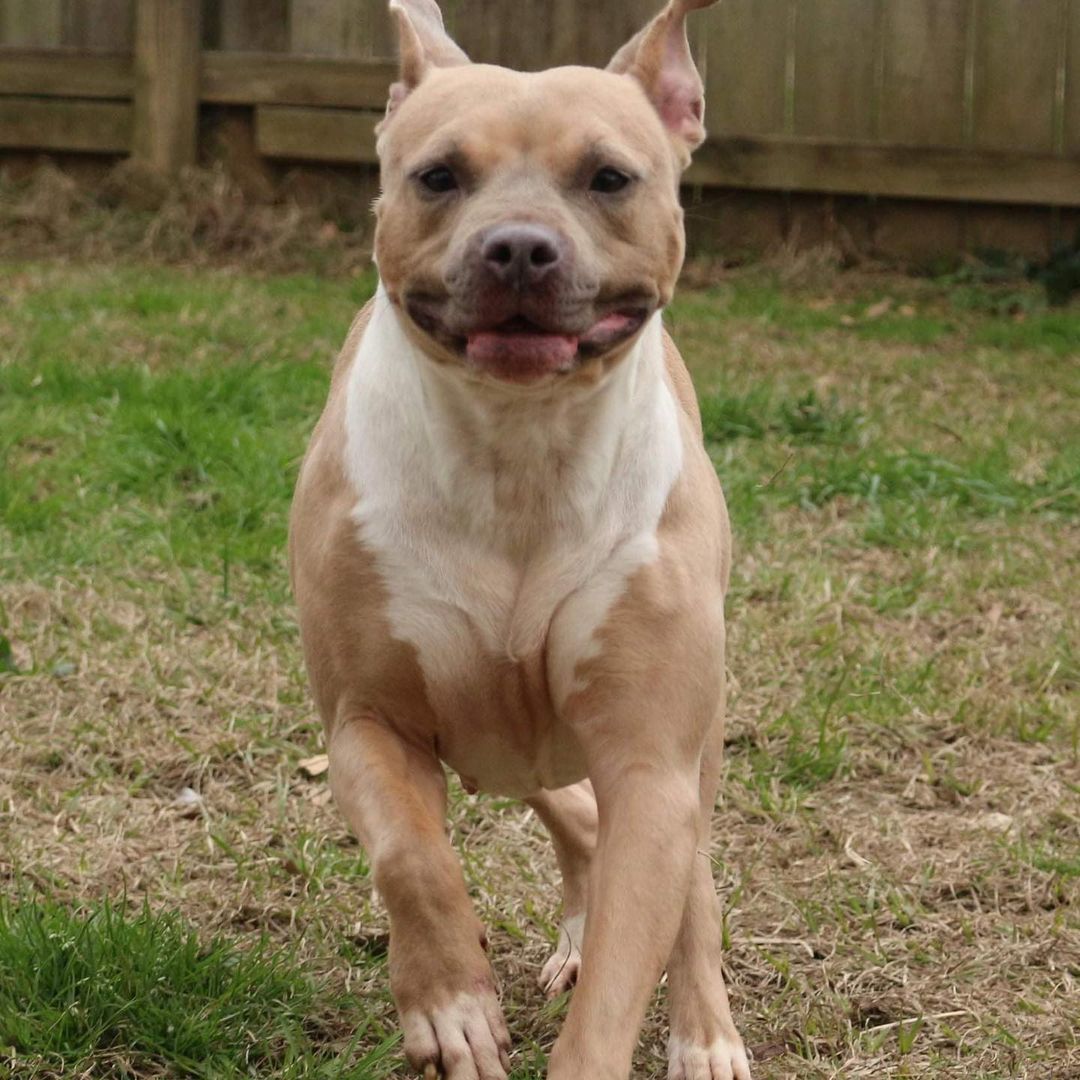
[[590, 167, 632, 194], [419, 166, 458, 194]]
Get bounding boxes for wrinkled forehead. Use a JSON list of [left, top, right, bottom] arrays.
[[378, 64, 672, 177]]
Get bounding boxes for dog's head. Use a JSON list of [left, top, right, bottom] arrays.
[[374, 0, 717, 385]]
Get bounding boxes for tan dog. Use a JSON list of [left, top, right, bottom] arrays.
[[289, 1, 750, 1077]]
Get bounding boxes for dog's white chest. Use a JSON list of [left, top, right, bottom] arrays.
[[342, 292, 682, 792]]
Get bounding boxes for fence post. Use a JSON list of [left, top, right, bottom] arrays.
[[132, 0, 202, 173]]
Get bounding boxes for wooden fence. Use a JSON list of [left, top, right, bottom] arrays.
[[1, 0, 1079, 256]]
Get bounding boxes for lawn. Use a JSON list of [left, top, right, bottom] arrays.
[[0, 260, 1077, 1079]]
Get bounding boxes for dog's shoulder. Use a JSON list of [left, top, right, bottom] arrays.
[[661, 326, 703, 436], [657, 329, 731, 593], [330, 299, 377, 393], [289, 299, 376, 588]]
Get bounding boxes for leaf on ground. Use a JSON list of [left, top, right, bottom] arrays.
[[171, 787, 204, 817], [298, 753, 330, 778]]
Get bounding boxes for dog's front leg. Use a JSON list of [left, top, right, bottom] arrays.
[[545, 749, 701, 1080], [526, 782, 597, 996], [328, 714, 511, 1080], [666, 724, 752, 1080]]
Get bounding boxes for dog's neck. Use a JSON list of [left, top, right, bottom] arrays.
[[347, 285, 675, 562]]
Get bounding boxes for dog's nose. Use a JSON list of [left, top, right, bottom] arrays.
[[480, 223, 564, 289]]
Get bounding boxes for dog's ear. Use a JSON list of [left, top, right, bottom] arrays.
[[385, 0, 469, 117], [607, 0, 717, 159]]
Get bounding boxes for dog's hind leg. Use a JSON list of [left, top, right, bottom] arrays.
[[664, 722, 752, 1080], [526, 781, 598, 996], [329, 713, 511, 1080]]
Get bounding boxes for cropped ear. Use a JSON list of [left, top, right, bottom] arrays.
[[607, 0, 718, 158], [385, 0, 469, 118]]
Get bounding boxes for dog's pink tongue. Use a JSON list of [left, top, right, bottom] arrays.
[[466, 331, 579, 382]]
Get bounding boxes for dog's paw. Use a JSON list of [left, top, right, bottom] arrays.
[[403, 991, 511, 1080], [539, 913, 584, 997], [668, 1034, 752, 1080]]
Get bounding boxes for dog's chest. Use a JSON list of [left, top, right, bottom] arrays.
[[343, 299, 682, 794]]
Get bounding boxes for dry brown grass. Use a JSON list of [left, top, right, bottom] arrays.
[[1, 256, 1077, 1078], [3, 526, 1076, 1077], [0, 162, 374, 274]]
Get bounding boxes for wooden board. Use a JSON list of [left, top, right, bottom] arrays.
[[255, 104, 380, 163], [1067, 0, 1080, 155], [469, 0, 655, 71], [288, 0, 391, 58], [133, 0, 202, 172], [468, 0, 553, 71], [872, 200, 967, 261], [688, 135, 1080, 207], [878, 0, 969, 147], [0, 0, 62, 46], [785, 191, 875, 251], [62, 0, 133, 51], [202, 52, 395, 109], [702, 0, 790, 137], [792, 0, 880, 140], [964, 204, 1055, 260], [216, 0, 287, 52], [972, 0, 1060, 153], [0, 48, 133, 97], [682, 188, 788, 258], [0, 95, 131, 150], [288, 0, 344, 56]]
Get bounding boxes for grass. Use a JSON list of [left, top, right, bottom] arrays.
[[0, 258, 1078, 1078], [0, 899, 398, 1079]]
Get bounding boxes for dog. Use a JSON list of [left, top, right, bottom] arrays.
[[289, 1, 750, 1077]]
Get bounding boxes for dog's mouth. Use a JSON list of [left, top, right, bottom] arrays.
[[405, 298, 652, 383]]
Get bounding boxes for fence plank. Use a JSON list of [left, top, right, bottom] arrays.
[[972, 0, 1059, 152], [879, 0, 968, 146], [256, 103, 379, 162], [61, 0, 133, 50], [793, 0, 880, 139], [551, 0, 658, 70], [1067, 0, 1080, 155], [0, 48, 133, 97], [289, 0, 391, 58], [441, 0, 654, 71], [484, 1, 554, 71], [133, 0, 202, 172], [965, 204, 1055, 259], [702, 0, 789, 137], [0, 95, 131, 149], [216, 0, 287, 51], [688, 135, 1080, 206], [287, 0, 339, 55], [1, 0, 63, 45], [202, 52, 394, 108]]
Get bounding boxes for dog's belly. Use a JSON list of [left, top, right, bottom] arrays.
[[433, 666, 589, 798], [395, 604, 591, 798]]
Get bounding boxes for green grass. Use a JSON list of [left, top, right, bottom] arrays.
[[3, 264, 1077, 584], [1, 266, 375, 581], [1, 260, 1077, 1079], [0, 899, 397, 1079]]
